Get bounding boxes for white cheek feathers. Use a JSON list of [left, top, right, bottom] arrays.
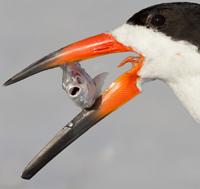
[[110, 23, 200, 123]]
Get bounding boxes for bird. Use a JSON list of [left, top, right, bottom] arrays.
[[3, 2, 200, 179]]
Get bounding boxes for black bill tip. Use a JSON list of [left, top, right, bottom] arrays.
[[3, 50, 61, 87], [3, 79, 12, 87], [20, 98, 103, 180], [21, 172, 32, 180], [3, 76, 22, 86]]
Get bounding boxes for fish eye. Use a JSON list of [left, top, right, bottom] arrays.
[[151, 14, 165, 28], [75, 76, 82, 84]]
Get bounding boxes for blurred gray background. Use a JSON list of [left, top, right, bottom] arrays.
[[1, 0, 200, 188]]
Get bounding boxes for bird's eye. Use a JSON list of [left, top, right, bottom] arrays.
[[151, 14, 165, 28]]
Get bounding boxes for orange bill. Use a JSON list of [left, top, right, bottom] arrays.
[[3, 33, 134, 86], [21, 56, 144, 180]]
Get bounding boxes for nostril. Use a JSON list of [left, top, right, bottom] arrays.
[[69, 87, 80, 96]]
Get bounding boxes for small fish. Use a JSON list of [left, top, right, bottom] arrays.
[[61, 62, 108, 109]]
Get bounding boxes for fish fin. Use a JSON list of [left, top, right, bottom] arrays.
[[93, 72, 109, 97]]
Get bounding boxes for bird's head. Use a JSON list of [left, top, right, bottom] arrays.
[[4, 2, 200, 88], [3, 2, 200, 179]]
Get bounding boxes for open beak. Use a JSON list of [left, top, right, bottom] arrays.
[[21, 56, 144, 179], [3, 32, 145, 179]]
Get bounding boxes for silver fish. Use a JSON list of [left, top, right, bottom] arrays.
[[61, 62, 108, 109]]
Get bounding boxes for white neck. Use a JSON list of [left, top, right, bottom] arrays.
[[167, 76, 200, 123], [111, 24, 200, 123]]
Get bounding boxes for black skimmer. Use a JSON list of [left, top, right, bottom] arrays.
[[3, 2, 200, 179]]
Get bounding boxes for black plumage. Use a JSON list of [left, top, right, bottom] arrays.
[[127, 2, 200, 50]]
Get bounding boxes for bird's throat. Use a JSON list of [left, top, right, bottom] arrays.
[[168, 76, 200, 123]]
